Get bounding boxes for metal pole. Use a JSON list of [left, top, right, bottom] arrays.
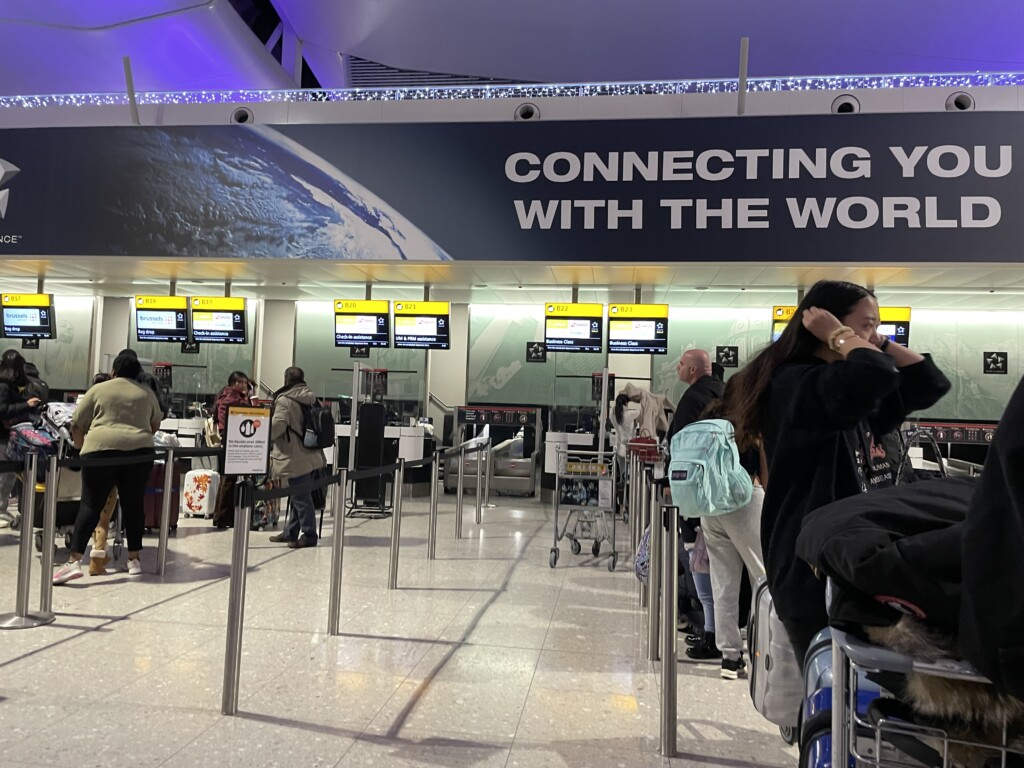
[[483, 436, 494, 508], [427, 450, 440, 560], [737, 37, 750, 116], [347, 362, 361, 472], [0, 453, 54, 630], [660, 504, 679, 757], [327, 468, 348, 636], [38, 454, 59, 615], [455, 445, 465, 539], [630, 453, 640, 553], [646, 485, 662, 660], [831, 635, 847, 765], [388, 459, 405, 590], [639, 467, 650, 605], [597, 367, 609, 463], [474, 442, 483, 525], [222, 478, 253, 715], [157, 448, 174, 575]]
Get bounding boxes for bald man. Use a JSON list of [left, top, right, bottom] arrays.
[[667, 349, 724, 447]]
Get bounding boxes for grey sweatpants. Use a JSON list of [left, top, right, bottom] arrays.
[[701, 485, 766, 661]]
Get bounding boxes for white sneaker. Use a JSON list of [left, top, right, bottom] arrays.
[[127, 558, 143, 576], [53, 560, 84, 585]]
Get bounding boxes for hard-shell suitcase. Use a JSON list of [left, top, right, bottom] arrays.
[[181, 469, 219, 519], [144, 461, 180, 531], [748, 579, 803, 734]]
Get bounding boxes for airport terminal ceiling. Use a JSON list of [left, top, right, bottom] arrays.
[[1, 0, 1023, 95], [3, 257, 1024, 311]]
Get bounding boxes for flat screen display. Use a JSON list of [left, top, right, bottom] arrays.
[[607, 304, 668, 354], [334, 300, 390, 348], [1, 293, 54, 339], [771, 306, 911, 344], [394, 301, 450, 350], [135, 295, 188, 342], [544, 303, 603, 353], [190, 297, 247, 344]]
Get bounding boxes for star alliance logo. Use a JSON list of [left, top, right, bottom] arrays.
[[0, 157, 19, 219]]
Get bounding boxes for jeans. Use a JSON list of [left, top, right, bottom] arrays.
[[283, 472, 318, 540], [702, 486, 767, 661], [70, 449, 155, 555], [693, 571, 715, 633]]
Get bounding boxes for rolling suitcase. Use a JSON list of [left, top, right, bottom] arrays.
[[748, 579, 803, 740], [144, 461, 180, 531], [181, 469, 219, 519]]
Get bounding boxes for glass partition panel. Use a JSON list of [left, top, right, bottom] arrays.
[[31, 296, 95, 390]]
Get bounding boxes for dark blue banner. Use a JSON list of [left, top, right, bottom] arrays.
[[0, 112, 1020, 262]]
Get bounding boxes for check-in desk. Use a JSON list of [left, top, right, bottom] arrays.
[[158, 417, 206, 447], [541, 432, 596, 503], [333, 424, 433, 495]]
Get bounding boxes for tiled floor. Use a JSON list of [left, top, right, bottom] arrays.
[[0, 494, 797, 767]]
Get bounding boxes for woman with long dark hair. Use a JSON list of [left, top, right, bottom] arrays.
[[0, 349, 43, 527], [730, 280, 950, 663]]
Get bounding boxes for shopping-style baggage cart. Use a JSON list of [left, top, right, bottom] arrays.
[[550, 447, 618, 571]]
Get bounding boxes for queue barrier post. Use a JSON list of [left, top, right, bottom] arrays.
[[38, 454, 59, 615], [387, 459, 405, 590], [221, 477, 253, 715], [646, 481, 662, 660], [483, 436, 494, 508], [455, 445, 465, 540], [327, 467, 348, 636], [157, 448, 174, 576], [427, 450, 440, 560], [0, 453, 54, 630], [659, 503, 679, 757], [474, 442, 483, 525]]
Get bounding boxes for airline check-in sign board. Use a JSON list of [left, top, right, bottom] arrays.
[[335, 300, 390, 348], [394, 301, 451, 350], [135, 295, 188, 343], [1, 293, 54, 339], [190, 297, 247, 344], [608, 304, 668, 354], [224, 406, 271, 475], [772, 305, 911, 344], [544, 303, 603, 353]]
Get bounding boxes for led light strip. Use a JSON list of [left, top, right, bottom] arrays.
[[0, 72, 1020, 109]]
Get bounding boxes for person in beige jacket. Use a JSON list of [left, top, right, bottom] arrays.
[[267, 366, 325, 549]]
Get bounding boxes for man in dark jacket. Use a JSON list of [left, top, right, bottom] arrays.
[[667, 349, 724, 446]]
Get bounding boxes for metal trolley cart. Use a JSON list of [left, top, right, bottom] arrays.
[[828, 628, 1024, 768], [550, 447, 618, 571]]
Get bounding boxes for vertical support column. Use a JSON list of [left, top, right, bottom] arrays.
[[474, 443, 483, 526], [455, 445, 465, 539], [427, 450, 440, 560], [659, 504, 679, 757], [388, 459, 405, 590], [157, 448, 175, 575], [347, 362, 361, 472], [327, 468, 348, 636], [222, 478, 253, 715], [646, 484, 662, 658], [38, 454, 59, 615]]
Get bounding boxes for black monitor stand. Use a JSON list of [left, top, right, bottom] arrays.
[[348, 401, 391, 518]]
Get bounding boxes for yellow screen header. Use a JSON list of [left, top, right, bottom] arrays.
[[335, 299, 389, 313], [190, 296, 245, 311], [2, 293, 51, 308], [394, 301, 450, 315], [545, 302, 603, 318], [608, 303, 668, 319], [773, 305, 911, 324], [772, 306, 797, 322], [136, 295, 187, 310]]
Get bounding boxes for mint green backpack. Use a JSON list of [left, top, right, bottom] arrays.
[[668, 419, 753, 517]]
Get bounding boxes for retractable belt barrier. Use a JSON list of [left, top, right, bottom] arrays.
[[659, 503, 680, 757], [0, 453, 53, 630]]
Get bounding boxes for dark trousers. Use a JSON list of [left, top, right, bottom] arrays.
[[213, 473, 238, 525], [70, 449, 155, 555]]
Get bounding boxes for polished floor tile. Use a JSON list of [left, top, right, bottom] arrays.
[[0, 497, 794, 768]]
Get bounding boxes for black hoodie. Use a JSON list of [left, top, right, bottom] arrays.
[[761, 349, 949, 623]]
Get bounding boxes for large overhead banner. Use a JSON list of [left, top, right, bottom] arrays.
[[0, 112, 1021, 262]]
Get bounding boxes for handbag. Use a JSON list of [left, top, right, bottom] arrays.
[[627, 430, 659, 463]]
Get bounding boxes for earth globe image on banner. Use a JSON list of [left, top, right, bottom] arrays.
[[94, 125, 450, 261]]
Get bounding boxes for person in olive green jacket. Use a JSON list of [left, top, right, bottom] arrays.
[[268, 366, 325, 549]]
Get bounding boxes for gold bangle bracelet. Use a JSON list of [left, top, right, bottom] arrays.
[[827, 325, 855, 353]]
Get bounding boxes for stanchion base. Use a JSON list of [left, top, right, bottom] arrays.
[[483, 504, 497, 509], [0, 611, 56, 630]]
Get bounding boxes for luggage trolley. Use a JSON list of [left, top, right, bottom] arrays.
[[827, 629, 1024, 768], [550, 447, 618, 571]]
